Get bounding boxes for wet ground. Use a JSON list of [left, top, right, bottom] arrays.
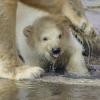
[[0, 1, 100, 100]]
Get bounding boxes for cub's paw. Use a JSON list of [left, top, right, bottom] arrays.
[[15, 66, 44, 80]]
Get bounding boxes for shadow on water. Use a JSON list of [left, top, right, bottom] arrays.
[[0, 79, 100, 100]]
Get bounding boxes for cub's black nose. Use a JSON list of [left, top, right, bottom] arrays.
[[52, 48, 61, 54]]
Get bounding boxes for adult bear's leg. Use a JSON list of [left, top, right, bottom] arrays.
[[0, 0, 19, 79]]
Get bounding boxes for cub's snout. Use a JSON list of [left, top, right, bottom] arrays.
[[52, 48, 61, 54], [52, 48, 61, 58]]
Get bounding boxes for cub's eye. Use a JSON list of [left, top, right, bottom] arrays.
[[43, 37, 48, 41], [59, 34, 62, 39]]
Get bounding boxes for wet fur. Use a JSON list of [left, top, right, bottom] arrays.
[[17, 16, 90, 77]]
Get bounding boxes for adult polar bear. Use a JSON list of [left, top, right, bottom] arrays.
[[0, 0, 96, 80]]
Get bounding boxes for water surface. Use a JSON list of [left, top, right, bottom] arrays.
[[0, 79, 100, 100]]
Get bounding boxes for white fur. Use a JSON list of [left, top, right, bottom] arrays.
[[0, 59, 14, 79], [15, 66, 44, 80], [0, 59, 5, 68], [67, 31, 89, 76], [16, 2, 84, 64], [16, 2, 49, 64], [16, 2, 89, 78], [67, 30, 83, 54]]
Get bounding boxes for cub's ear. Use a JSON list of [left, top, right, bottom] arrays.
[[23, 25, 32, 38]]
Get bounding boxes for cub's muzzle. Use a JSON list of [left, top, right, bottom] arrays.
[[52, 48, 61, 58]]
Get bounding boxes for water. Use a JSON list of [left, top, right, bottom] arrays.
[[85, 9, 100, 35], [82, 0, 100, 7], [0, 79, 100, 100]]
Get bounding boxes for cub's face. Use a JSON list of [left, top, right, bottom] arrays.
[[38, 26, 64, 59], [23, 22, 67, 60]]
